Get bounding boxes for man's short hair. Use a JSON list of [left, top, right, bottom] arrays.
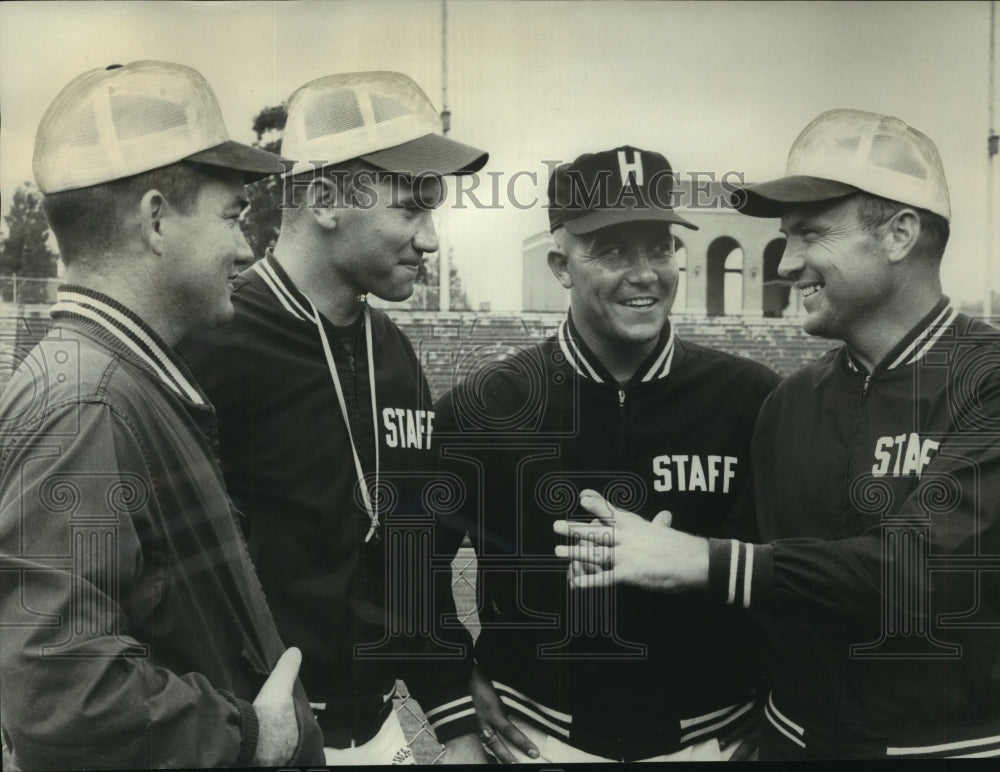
[[283, 158, 376, 212], [854, 192, 950, 260], [43, 161, 228, 265]]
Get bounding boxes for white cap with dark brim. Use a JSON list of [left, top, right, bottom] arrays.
[[732, 109, 951, 221], [281, 71, 488, 178], [34, 60, 288, 194]]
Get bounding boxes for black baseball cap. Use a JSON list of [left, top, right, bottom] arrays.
[[547, 145, 697, 235]]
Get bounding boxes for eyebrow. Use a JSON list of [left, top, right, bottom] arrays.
[[779, 216, 813, 237], [394, 189, 441, 210]]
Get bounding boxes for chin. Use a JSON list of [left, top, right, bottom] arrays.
[[205, 302, 236, 330], [622, 318, 665, 341], [800, 313, 837, 341], [373, 284, 416, 303]]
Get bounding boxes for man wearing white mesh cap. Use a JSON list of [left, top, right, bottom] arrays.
[[182, 71, 491, 764], [0, 61, 324, 769], [553, 109, 1000, 759]]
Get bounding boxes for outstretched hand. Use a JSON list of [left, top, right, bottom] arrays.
[[553, 489, 710, 592]]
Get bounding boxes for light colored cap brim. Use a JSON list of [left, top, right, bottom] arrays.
[[186, 140, 290, 183], [732, 175, 860, 218], [359, 133, 488, 176]]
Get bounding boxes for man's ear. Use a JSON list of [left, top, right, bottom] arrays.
[[306, 176, 342, 231], [883, 208, 921, 263], [139, 190, 167, 255], [547, 247, 573, 289]]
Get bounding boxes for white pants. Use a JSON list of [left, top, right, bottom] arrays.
[[503, 716, 739, 763], [322, 710, 415, 765]]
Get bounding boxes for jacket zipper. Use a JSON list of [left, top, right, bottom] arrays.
[[348, 320, 359, 377], [618, 387, 626, 458], [842, 369, 874, 522]]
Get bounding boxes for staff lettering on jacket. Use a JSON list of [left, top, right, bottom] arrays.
[[871, 432, 939, 478], [382, 407, 434, 450], [652, 454, 738, 493]]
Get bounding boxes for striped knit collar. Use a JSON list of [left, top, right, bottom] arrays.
[[252, 251, 314, 322], [50, 285, 208, 405], [845, 296, 956, 374], [557, 313, 676, 385]]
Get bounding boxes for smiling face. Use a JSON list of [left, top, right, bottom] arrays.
[[778, 195, 893, 343], [333, 173, 442, 302], [550, 221, 677, 365]]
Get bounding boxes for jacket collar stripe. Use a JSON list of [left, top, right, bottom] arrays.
[[662, 342, 676, 378], [52, 289, 204, 404], [904, 306, 957, 366], [560, 317, 675, 384], [254, 259, 311, 321], [557, 319, 605, 383], [642, 324, 676, 382], [887, 303, 954, 370]]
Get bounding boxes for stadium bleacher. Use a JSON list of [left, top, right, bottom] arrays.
[[390, 312, 836, 400], [1, 301, 836, 399]]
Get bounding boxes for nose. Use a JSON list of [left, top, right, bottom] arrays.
[[412, 212, 439, 254], [626, 249, 658, 284], [777, 239, 804, 279], [234, 227, 255, 270]]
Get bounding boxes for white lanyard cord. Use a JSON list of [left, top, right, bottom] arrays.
[[309, 299, 381, 543]]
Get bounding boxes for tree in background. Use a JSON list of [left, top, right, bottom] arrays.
[[413, 251, 470, 311], [240, 105, 287, 258], [240, 105, 470, 311], [0, 182, 59, 303]]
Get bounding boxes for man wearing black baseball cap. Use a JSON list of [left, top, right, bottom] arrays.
[[0, 61, 323, 769], [557, 110, 1000, 760], [434, 145, 779, 762]]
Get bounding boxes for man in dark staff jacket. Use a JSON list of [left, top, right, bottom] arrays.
[[182, 70, 491, 764], [435, 145, 780, 762]]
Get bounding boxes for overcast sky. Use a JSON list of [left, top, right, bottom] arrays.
[[1, 0, 996, 311]]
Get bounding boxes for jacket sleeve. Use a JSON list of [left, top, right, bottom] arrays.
[[707, 372, 1000, 623], [0, 402, 253, 769], [390, 387, 479, 744]]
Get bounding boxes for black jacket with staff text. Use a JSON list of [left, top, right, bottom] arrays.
[[707, 298, 1000, 758], [181, 255, 477, 742], [434, 314, 780, 760]]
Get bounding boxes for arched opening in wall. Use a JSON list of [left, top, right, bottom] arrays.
[[706, 236, 743, 316], [673, 237, 687, 313], [762, 238, 790, 317]]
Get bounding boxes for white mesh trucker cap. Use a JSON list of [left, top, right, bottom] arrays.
[[281, 71, 488, 178], [733, 109, 951, 221], [34, 61, 288, 194]]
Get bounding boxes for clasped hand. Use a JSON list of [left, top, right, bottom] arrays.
[[552, 489, 710, 592]]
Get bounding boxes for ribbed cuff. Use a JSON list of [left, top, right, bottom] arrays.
[[422, 695, 479, 744], [220, 690, 259, 767], [707, 538, 773, 609]]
